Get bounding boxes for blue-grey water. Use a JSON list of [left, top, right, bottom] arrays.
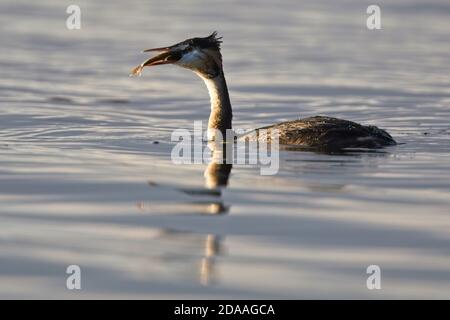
[[1, 0, 450, 298]]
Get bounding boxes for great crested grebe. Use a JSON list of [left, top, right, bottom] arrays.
[[130, 32, 396, 149]]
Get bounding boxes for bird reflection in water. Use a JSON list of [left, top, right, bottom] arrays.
[[195, 141, 231, 285], [144, 141, 232, 285], [199, 233, 223, 285]]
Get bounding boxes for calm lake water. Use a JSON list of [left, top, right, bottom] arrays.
[[1, 0, 450, 298]]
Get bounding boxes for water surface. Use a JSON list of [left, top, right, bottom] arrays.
[[1, 0, 450, 298]]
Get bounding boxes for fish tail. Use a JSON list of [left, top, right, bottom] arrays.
[[129, 65, 143, 77]]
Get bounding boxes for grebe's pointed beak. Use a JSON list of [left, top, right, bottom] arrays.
[[130, 47, 181, 76], [142, 46, 171, 53]]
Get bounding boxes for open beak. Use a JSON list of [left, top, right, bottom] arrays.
[[130, 46, 181, 76]]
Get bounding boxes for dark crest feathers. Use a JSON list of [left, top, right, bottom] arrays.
[[188, 31, 222, 50]]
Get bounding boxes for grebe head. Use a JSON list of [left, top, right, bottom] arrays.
[[130, 32, 223, 79]]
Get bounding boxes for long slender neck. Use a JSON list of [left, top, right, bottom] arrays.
[[201, 71, 232, 139]]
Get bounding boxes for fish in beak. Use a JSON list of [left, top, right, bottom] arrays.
[[130, 46, 181, 76]]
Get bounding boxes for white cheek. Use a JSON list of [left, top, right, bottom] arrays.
[[178, 49, 204, 65]]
